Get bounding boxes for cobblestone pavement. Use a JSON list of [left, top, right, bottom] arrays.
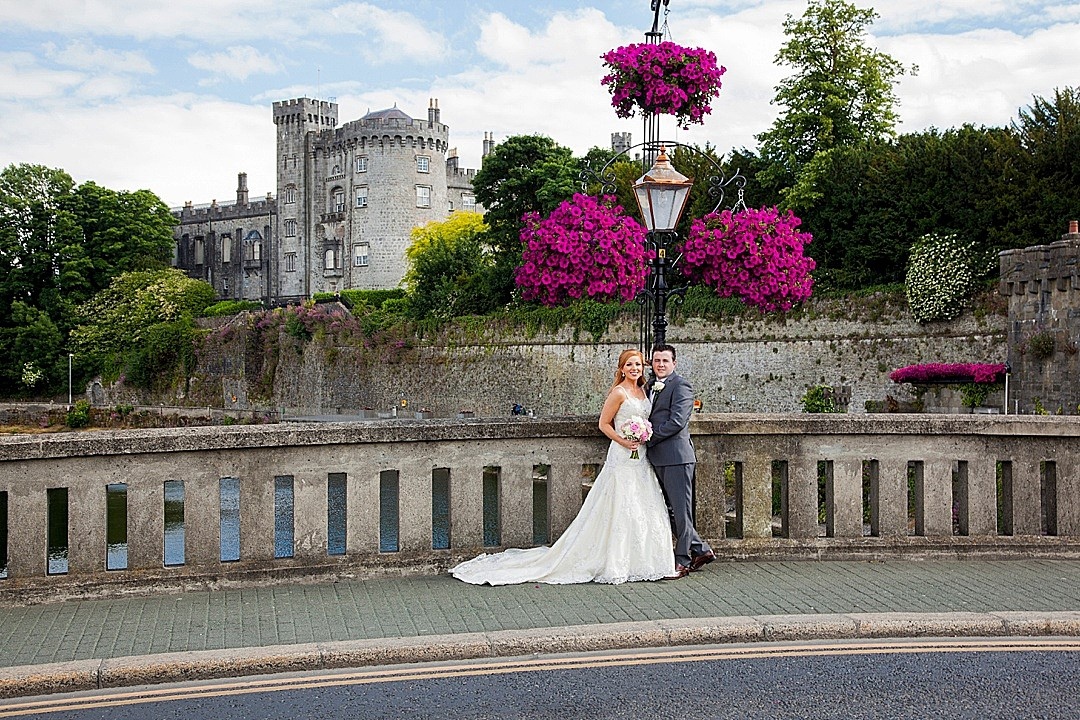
[[3, 559, 1080, 669]]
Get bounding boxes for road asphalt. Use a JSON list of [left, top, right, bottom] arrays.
[[2, 559, 1080, 699]]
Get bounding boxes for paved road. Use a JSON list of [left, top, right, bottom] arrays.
[[5, 638, 1080, 719], [2, 560, 1080, 698]]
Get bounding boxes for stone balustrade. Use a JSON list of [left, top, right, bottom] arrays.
[[1, 415, 1079, 601]]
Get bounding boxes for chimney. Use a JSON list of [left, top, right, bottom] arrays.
[[428, 98, 440, 125], [1066, 220, 1080, 242], [237, 172, 249, 205]]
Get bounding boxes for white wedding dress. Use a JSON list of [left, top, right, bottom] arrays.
[[451, 394, 675, 585]]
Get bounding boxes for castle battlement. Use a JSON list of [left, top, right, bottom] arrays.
[[174, 195, 275, 223], [273, 97, 338, 127], [999, 222, 1080, 296]]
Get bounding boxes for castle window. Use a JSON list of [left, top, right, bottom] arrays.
[[463, 194, 476, 212], [356, 186, 368, 208], [285, 252, 297, 272], [332, 164, 341, 175], [285, 185, 296, 204], [354, 243, 369, 267], [332, 188, 345, 213], [284, 219, 297, 237], [415, 185, 431, 208], [355, 156, 368, 173], [195, 238, 205, 265], [416, 155, 430, 173], [222, 235, 232, 263], [324, 248, 336, 270], [252, 241, 262, 262]]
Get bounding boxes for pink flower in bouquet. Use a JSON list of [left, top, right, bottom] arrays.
[[619, 415, 653, 460]]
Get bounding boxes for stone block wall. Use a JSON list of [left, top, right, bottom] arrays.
[[999, 221, 1080, 414]]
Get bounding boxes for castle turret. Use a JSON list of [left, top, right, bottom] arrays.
[[612, 132, 632, 155]]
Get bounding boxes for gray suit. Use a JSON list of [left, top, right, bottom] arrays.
[[646, 372, 711, 567]]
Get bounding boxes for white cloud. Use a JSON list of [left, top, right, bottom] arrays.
[[318, 3, 450, 63], [0, 93, 275, 207], [188, 46, 282, 82], [0, 52, 84, 100], [43, 40, 154, 74]]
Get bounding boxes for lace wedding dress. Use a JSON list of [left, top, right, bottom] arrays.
[[451, 394, 675, 585]]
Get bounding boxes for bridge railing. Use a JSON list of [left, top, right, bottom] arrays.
[[1, 415, 1078, 599]]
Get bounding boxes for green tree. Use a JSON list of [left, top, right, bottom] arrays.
[[403, 212, 492, 320], [69, 269, 215, 383], [1011, 87, 1080, 243], [756, 0, 913, 199], [472, 135, 578, 258]]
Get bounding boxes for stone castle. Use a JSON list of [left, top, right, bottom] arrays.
[[172, 98, 489, 304]]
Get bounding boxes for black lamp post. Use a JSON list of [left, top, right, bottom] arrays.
[[632, 145, 694, 352]]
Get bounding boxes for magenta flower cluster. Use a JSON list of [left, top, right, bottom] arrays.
[[680, 206, 816, 312], [601, 42, 725, 128], [890, 363, 1007, 384], [516, 194, 650, 306]]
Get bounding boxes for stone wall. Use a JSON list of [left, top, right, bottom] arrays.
[[1000, 221, 1080, 414], [95, 295, 1007, 418]]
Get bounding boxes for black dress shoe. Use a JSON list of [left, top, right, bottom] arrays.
[[690, 550, 716, 572]]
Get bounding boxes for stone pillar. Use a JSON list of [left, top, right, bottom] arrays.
[[1011, 454, 1044, 535], [786, 456, 820, 540], [185, 466, 222, 567], [292, 469, 327, 560], [398, 455, 432, 553], [241, 469, 277, 562], [347, 460, 379, 555], [740, 453, 773, 539], [874, 460, 909, 537], [128, 471, 164, 570], [829, 458, 864, 538], [916, 459, 953, 536], [450, 459, 486, 549], [67, 476, 105, 575], [1057, 445, 1080, 536], [7, 481, 47, 578], [693, 435, 726, 540], [498, 460, 534, 548], [964, 455, 998, 536]]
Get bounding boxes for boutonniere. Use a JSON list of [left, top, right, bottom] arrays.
[[651, 380, 666, 394]]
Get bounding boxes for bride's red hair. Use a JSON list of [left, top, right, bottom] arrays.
[[610, 349, 646, 392]]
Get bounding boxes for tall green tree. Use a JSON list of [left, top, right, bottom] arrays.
[[469, 135, 579, 306], [756, 0, 913, 199], [1011, 87, 1080, 243]]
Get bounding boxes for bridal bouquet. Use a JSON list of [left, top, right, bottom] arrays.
[[619, 415, 653, 460]]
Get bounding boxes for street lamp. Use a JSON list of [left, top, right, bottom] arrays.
[[67, 353, 74, 408], [633, 145, 694, 351]]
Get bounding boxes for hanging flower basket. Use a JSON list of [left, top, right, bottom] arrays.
[[680, 206, 815, 312], [889, 363, 1007, 385], [601, 41, 725, 128], [515, 194, 650, 306]]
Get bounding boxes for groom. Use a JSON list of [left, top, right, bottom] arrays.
[[645, 344, 715, 579]]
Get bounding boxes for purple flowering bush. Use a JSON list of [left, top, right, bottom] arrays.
[[601, 42, 725, 128], [680, 207, 816, 312], [890, 363, 1007, 384], [516, 194, 650, 306]]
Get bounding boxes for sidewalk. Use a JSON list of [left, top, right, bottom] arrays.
[[3, 559, 1080, 698]]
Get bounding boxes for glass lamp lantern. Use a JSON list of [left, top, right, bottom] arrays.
[[632, 145, 694, 232]]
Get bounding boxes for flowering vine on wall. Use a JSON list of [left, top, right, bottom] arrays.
[[680, 207, 816, 312], [515, 194, 651, 306]]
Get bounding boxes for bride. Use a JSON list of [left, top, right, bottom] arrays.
[[451, 349, 676, 585]]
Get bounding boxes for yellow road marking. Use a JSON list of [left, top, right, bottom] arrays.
[[3, 638, 1079, 717]]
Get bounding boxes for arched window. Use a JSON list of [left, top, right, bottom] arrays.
[[324, 248, 336, 270]]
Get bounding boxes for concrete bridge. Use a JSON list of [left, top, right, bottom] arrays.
[[2, 414, 1079, 602]]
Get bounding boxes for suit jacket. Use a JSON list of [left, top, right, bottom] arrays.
[[646, 372, 696, 466]]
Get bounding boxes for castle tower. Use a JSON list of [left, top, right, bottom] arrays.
[[611, 132, 632, 155], [273, 98, 340, 300]]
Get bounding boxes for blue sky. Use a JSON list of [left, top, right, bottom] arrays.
[[1, 0, 1078, 207]]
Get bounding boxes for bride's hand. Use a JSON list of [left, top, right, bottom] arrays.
[[624, 440, 639, 451]]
